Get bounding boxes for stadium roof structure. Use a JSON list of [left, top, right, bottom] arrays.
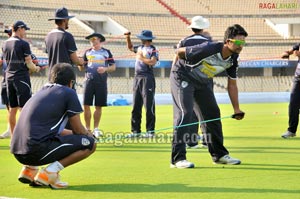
[[265, 17, 300, 39], [73, 13, 128, 36]]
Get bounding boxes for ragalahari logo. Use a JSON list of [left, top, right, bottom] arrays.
[[259, 2, 300, 9]]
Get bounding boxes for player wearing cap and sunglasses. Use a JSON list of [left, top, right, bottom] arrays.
[[78, 33, 116, 138], [170, 24, 248, 168]]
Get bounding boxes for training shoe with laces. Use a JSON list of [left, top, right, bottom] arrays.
[[18, 166, 39, 184], [93, 128, 103, 138], [170, 160, 195, 169], [141, 132, 155, 138], [34, 168, 68, 189], [126, 132, 141, 138], [214, 155, 241, 165], [281, 131, 296, 139]]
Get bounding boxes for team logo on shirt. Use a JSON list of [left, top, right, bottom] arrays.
[[87, 55, 105, 67], [81, 138, 91, 146], [181, 81, 188, 88], [200, 61, 217, 78]]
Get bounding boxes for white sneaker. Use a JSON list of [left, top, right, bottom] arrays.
[[214, 155, 241, 165], [170, 160, 195, 169], [141, 133, 155, 138], [93, 128, 103, 138], [186, 144, 200, 149], [0, 131, 11, 139], [126, 132, 141, 138], [281, 131, 296, 139]]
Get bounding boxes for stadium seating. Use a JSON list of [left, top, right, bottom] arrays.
[[163, 0, 299, 15], [0, 0, 298, 94], [0, 0, 170, 14]]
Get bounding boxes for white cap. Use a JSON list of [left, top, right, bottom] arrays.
[[187, 16, 210, 29]]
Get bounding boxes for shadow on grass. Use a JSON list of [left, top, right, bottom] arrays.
[[0, 146, 10, 150], [68, 183, 298, 194], [224, 136, 299, 140], [96, 145, 300, 154], [242, 163, 300, 168], [205, 161, 300, 172], [206, 165, 300, 172]]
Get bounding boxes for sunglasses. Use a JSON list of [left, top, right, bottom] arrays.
[[229, 39, 246, 46], [89, 37, 99, 41]]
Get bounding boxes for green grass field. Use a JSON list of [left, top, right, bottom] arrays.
[[0, 103, 300, 199]]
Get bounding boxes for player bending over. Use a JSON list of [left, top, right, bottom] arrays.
[[10, 63, 97, 189]]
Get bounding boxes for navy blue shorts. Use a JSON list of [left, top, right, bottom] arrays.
[[83, 80, 107, 107], [14, 134, 96, 166], [7, 76, 31, 108]]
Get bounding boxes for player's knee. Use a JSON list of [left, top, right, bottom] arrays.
[[80, 147, 95, 159]]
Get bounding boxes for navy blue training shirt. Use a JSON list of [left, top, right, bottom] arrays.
[[172, 33, 212, 72], [2, 36, 31, 79], [10, 83, 83, 154], [83, 47, 115, 83], [182, 42, 239, 82], [178, 34, 212, 48], [45, 28, 77, 77], [133, 45, 159, 76]]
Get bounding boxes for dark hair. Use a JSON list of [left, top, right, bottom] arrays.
[[12, 24, 18, 32], [50, 63, 75, 85], [224, 24, 248, 43], [191, 28, 203, 33], [55, 19, 64, 25]]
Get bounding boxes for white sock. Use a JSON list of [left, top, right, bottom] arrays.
[[46, 161, 64, 173]]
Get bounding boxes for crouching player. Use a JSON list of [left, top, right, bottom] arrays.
[[10, 63, 97, 189]]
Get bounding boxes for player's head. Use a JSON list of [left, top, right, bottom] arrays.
[[50, 63, 76, 88], [136, 30, 155, 44], [4, 28, 12, 37], [224, 24, 248, 54], [85, 33, 105, 48], [55, 19, 70, 30], [188, 16, 210, 33], [12, 21, 30, 38]]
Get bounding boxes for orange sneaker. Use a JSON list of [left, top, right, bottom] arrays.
[[18, 166, 39, 184], [34, 168, 68, 189]]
